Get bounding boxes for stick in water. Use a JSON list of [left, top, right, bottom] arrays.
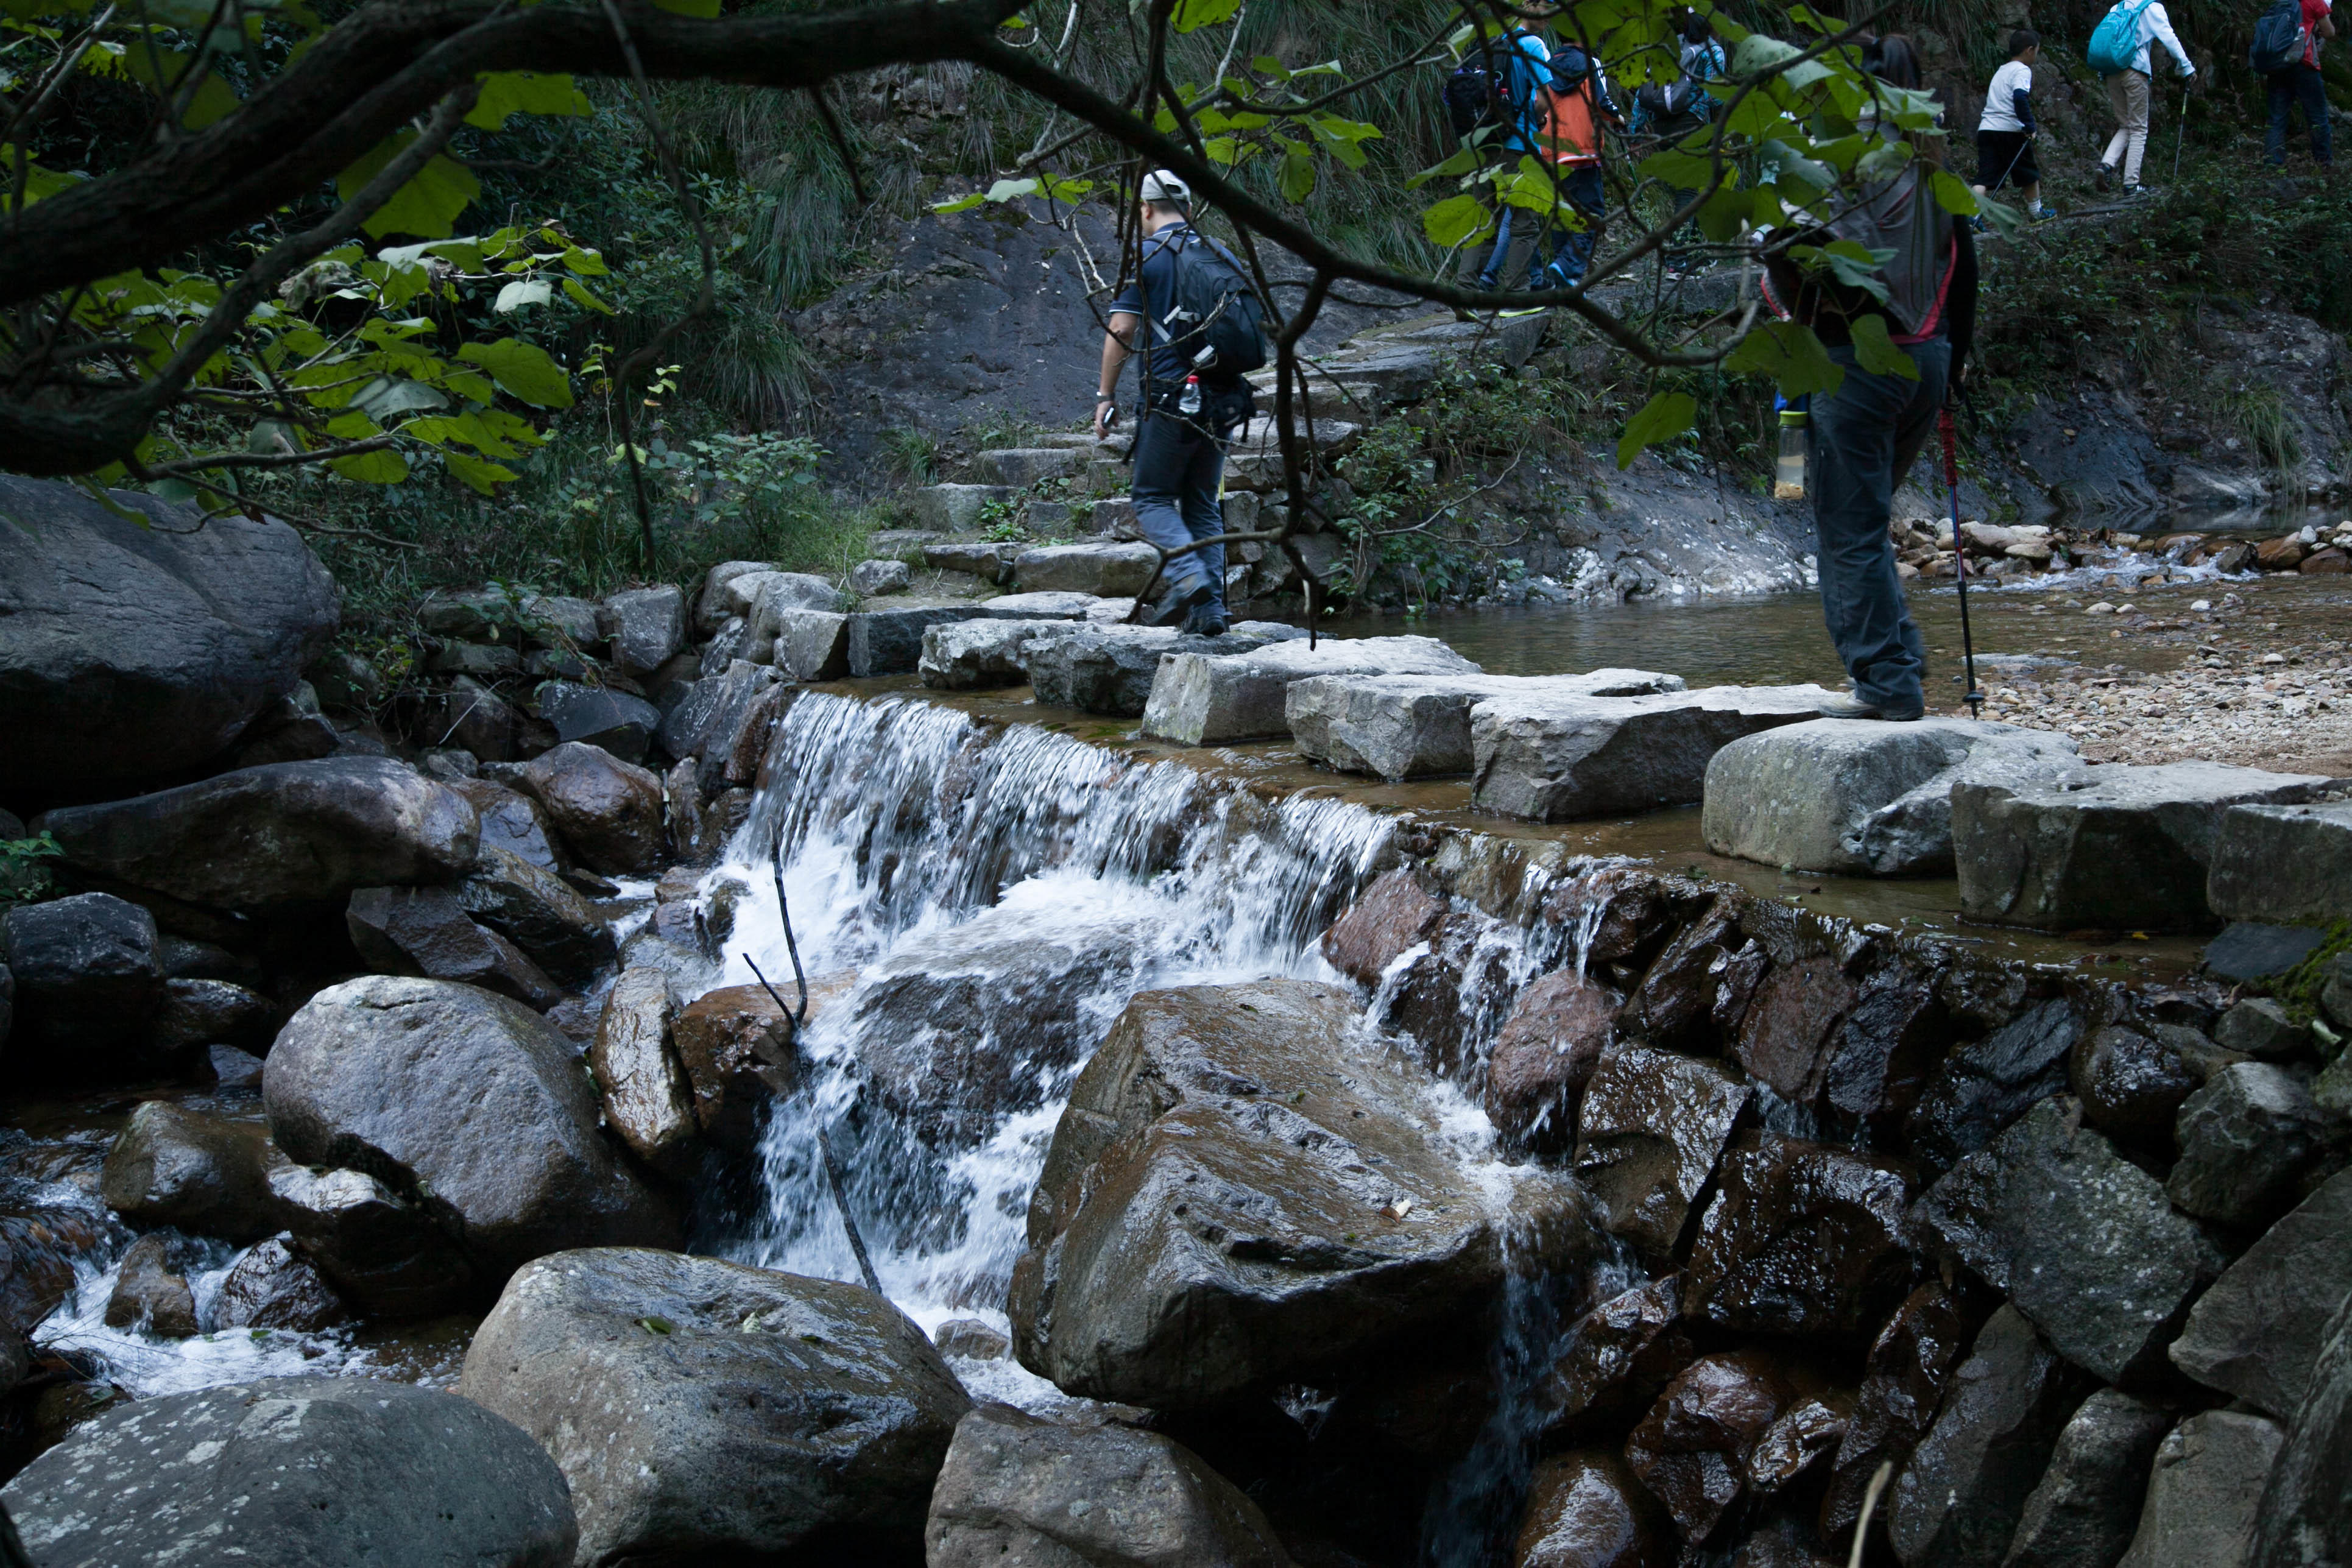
[[1848, 1460, 1895, 1568], [745, 955, 885, 1298], [1939, 407, 1985, 716]]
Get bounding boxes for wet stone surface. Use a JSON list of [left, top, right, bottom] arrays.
[[1572, 1042, 1751, 1258], [1820, 1279, 1988, 1536], [1683, 1131, 1913, 1337]]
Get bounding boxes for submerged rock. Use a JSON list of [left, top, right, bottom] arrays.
[[1571, 1042, 1750, 1257], [461, 1249, 970, 1566], [2004, 1388, 2170, 1568], [103, 1233, 198, 1337]]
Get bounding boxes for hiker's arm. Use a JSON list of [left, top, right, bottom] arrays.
[[2013, 87, 2036, 132], [2320, 12, 2338, 38], [1097, 313, 1138, 436], [1948, 223, 1979, 396], [2150, 6, 2195, 72]]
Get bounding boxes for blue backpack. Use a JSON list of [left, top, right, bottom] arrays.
[[2249, 0, 2308, 72], [2088, 0, 2158, 74]]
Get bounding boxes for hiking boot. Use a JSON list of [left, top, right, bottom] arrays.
[[1820, 693, 1926, 722], [2095, 163, 2114, 192], [1141, 576, 1215, 629], [1181, 602, 1228, 637], [2027, 202, 2057, 221], [2123, 184, 2154, 200]]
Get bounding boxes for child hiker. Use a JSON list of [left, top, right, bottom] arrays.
[[1975, 30, 2054, 218]]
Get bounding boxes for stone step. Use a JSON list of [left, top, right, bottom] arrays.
[[1286, 670, 1686, 782], [976, 448, 1084, 488], [924, 540, 1019, 583], [2206, 800, 2352, 927], [1030, 433, 1107, 451], [1140, 635, 1481, 746], [1012, 542, 1159, 598], [911, 484, 1015, 532], [1025, 623, 1302, 718]]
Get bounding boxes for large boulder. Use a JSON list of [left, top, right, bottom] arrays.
[[2116, 1411, 2284, 1568], [1472, 685, 1848, 822], [765, 607, 852, 681], [265, 976, 682, 1284], [588, 967, 701, 1180], [2254, 1288, 2352, 1568], [1142, 635, 1480, 746], [460, 1248, 971, 1566], [35, 757, 479, 910], [1286, 669, 1687, 783], [926, 1402, 1290, 1567], [0, 479, 339, 796], [2004, 1389, 2172, 1568], [1912, 1098, 2224, 1382], [1701, 718, 2083, 875], [1009, 978, 1604, 1408], [267, 1160, 475, 1317], [1012, 542, 1159, 598], [1954, 761, 2329, 930], [0, 1376, 576, 1566], [2207, 801, 2352, 925], [601, 585, 687, 676], [0, 890, 161, 1055], [2171, 1168, 2352, 1418], [517, 743, 666, 875], [99, 1101, 283, 1243]]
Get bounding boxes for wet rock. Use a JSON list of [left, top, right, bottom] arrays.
[[1288, 669, 1686, 783], [210, 1043, 266, 1087], [0, 891, 161, 1056], [1731, 1519, 1838, 1568], [0, 1375, 577, 1566], [99, 1101, 283, 1243], [1571, 1042, 1751, 1256], [2116, 1411, 2283, 1568], [1820, 952, 1947, 1121], [1538, 1275, 1693, 1436], [518, 741, 666, 875], [2173, 1168, 2352, 1418], [1906, 997, 2082, 1174], [934, 1319, 1011, 1361], [1143, 635, 1480, 746], [1626, 892, 1756, 1051], [1913, 1099, 2223, 1382], [1483, 970, 1618, 1153], [211, 1237, 350, 1332], [447, 777, 565, 871], [1624, 1349, 1812, 1544], [103, 1232, 198, 1337], [2207, 802, 2352, 926], [589, 968, 700, 1181], [1511, 1449, 1669, 1568], [601, 585, 686, 675], [0, 1218, 82, 1338], [1888, 1306, 2086, 1568], [1025, 625, 1234, 716], [1472, 684, 1846, 822], [1013, 541, 1159, 597], [1683, 1131, 1912, 1337], [2166, 1061, 2344, 1228], [0, 481, 339, 795], [2004, 1389, 2172, 1568], [2253, 1288, 2352, 1568], [655, 659, 779, 778], [1010, 978, 1604, 1408], [1703, 718, 2083, 876], [266, 976, 682, 1283], [922, 618, 1052, 690], [535, 680, 661, 763], [462, 1248, 970, 1565], [668, 983, 797, 1156], [456, 842, 615, 987], [1954, 761, 2329, 930], [1320, 867, 1443, 986], [2069, 1024, 2217, 1149], [927, 1402, 1289, 1568], [766, 606, 852, 680], [2214, 997, 2312, 1060], [1821, 1281, 1986, 1536], [268, 1161, 474, 1318], [1732, 956, 1858, 1104], [848, 605, 990, 677], [346, 884, 560, 1009], [1540, 866, 1676, 971], [150, 976, 275, 1051], [35, 757, 480, 911]]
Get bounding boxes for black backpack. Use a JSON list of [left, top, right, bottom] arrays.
[[1144, 230, 1268, 384], [2249, 0, 2307, 73], [1444, 29, 1536, 139]]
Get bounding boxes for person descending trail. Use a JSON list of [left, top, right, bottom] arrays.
[[2087, 0, 2195, 197], [1761, 35, 1980, 723], [1092, 169, 1267, 637], [1444, 12, 1556, 291], [2253, 0, 2336, 172], [1528, 41, 1623, 291], [1974, 30, 2055, 220]]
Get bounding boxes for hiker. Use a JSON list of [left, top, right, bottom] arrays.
[[1444, 15, 1555, 289], [1092, 170, 1266, 636], [2088, 0, 2195, 197], [1529, 42, 1624, 291], [2259, 0, 2336, 170], [1673, 12, 1729, 120], [1974, 30, 2055, 219], [1762, 34, 1979, 722]]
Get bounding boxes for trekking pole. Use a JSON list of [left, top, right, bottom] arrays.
[[1939, 406, 1985, 718], [2172, 82, 2187, 181]]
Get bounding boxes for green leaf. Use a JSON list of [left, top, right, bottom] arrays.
[[336, 133, 481, 240], [1848, 314, 1919, 381], [560, 246, 609, 277], [1723, 320, 1845, 398], [1616, 392, 1697, 470], [467, 71, 591, 131], [1637, 149, 1723, 192], [443, 450, 521, 495], [1171, 0, 1240, 32], [1421, 193, 1494, 250], [562, 275, 616, 315], [1929, 169, 1980, 216], [457, 339, 573, 408], [328, 447, 410, 484], [930, 191, 987, 214], [351, 376, 450, 420], [493, 278, 553, 313], [1406, 147, 1478, 191], [650, 0, 718, 15], [984, 176, 1040, 203], [1279, 148, 1315, 202]]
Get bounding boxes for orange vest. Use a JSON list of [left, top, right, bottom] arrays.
[[1539, 81, 1602, 165]]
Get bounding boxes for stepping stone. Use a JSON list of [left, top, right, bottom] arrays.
[[2203, 921, 2332, 982], [1470, 685, 1847, 822], [846, 607, 988, 677], [1953, 761, 2331, 931], [925, 541, 1019, 583], [1012, 542, 1159, 598], [977, 448, 1082, 488], [920, 621, 1054, 691], [1025, 624, 1302, 718], [2205, 801, 2352, 927], [1141, 635, 1481, 746], [1702, 718, 2084, 876], [1285, 669, 1685, 782], [977, 592, 1107, 620], [909, 484, 1014, 532]]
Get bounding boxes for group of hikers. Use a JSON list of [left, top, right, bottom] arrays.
[[1087, 0, 2337, 716]]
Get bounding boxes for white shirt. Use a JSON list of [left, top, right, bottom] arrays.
[[1978, 60, 2035, 131], [2121, 0, 2195, 76]]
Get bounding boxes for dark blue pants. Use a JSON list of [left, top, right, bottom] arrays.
[[2267, 66, 2334, 167], [1810, 338, 1951, 711], [1531, 165, 1605, 288], [1131, 408, 1231, 611]]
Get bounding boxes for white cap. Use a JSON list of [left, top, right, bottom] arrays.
[[1139, 169, 1192, 207]]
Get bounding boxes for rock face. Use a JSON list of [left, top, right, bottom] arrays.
[[1024, 626, 1231, 716], [1511, 1449, 1668, 1568], [0, 479, 339, 795], [2166, 1061, 2343, 1228], [1013, 541, 1159, 597], [1701, 718, 2082, 875], [2171, 1168, 2352, 1418], [1009, 978, 1603, 1408], [0, 891, 161, 1054], [1953, 761, 2328, 930], [0, 1376, 577, 1566], [1142, 635, 1480, 746], [266, 976, 681, 1283], [99, 1101, 281, 1242], [2117, 1411, 2284, 1568], [35, 757, 479, 911], [1285, 669, 1686, 782], [1472, 685, 1846, 822], [518, 742, 666, 875], [346, 885, 562, 1009], [2206, 801, 2352, 925], [588, 968, 700, 1180], [2255, 1288, 2352, 1568], [2004, 1389, 2170, 1568], [1912, 1098, 2223, 1382], [461, 1249, 970, 1566], [1571, 1042, 1751, 1256], [925, 1402, 1290, 1568], [1683, 1132, 1912, 1337]]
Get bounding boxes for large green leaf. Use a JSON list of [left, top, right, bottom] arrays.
[[456, 339, 573, 408], [1723, 320, 1845, 398], [337, 133, 481, 239], [1171, 0, 1241, 32], [442, 449, 520, 495], [1422, 194, 1494, 250], [467, 72, 592, 131], [328, 447, 410, 484], [1929, 169, 1981, 216], [1849, 314, 1919, 381], [1279, 147, 1315, 202], [1616, 392, 1696, 470]]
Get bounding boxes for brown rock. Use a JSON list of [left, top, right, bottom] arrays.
[[1321, 867, 1443, 986], [1746, 1386, 1854, 1492], [518, 741, 667, 875], [1485, 970, 1619, 1153], [663, 759, 707, 866], [1379, 911, 1516, 1082], [1734, 958, 1859, 1103], [1684, 1132, 1913, 1337], [211, 1238, 349, 1332], [725, 684, 788, 786], [102, 1234, 198, 1337], [1820, 1280, 1988, 1535], [2301, 547, 2350, 574], [1513, 1449, 1669, 1568], [1630, 893, 1770, 1052], [1625, 1350, 1808, 1544], [1539, 1274, 1694, 1435], [2255, 535, 2309, 571], [589, 968, 701, 1179], [345, 885, 562, 1009], [669, 984, 796, 1154], [1540, 867, 1673, 969], [1572, 1042, 1750, 1257], [0, 1216, 86, 1336]]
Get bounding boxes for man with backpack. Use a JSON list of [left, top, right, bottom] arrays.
[[1093, 169, 1267, 635], [2088, 0, 2195, 197], [1529, 42, 1624, 291], [1443, 16, 1555, 291], [2253, 0, 2335, 171]]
